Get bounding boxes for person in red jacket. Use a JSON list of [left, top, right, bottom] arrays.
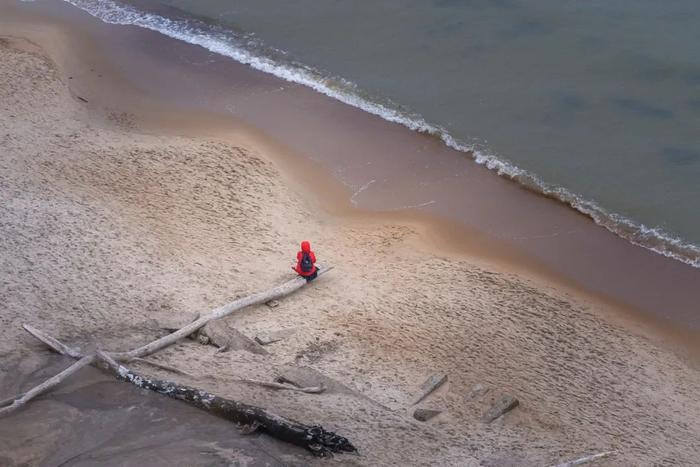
[[293, 240, 318, 281]]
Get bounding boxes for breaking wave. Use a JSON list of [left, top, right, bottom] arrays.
[[64, 0, 700, 268]]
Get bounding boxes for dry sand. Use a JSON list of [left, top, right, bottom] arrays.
[[1, 36, 699, 467]]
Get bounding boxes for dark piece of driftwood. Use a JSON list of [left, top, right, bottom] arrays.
[[413, 408, 441, 422], [11, 328, 355, 457], [552, 451, 615, 467], [96, 351, 353, 457]]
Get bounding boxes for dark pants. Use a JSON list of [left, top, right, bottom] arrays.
[[304, 267, 319, 281]]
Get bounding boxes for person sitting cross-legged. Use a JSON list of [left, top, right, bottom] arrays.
[[293, 240, 319, 281]]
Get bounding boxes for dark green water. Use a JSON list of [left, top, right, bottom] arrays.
[[64, 0, 700, 266]]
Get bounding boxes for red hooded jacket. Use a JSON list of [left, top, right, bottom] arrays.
[[294, 241, 317, 276]]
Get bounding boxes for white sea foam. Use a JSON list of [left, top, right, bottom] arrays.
[[63, 0, 700, 269]]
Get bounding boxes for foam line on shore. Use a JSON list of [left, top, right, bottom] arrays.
[[63, 0, 700, 268]]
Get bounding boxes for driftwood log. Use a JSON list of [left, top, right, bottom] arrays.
[[19, 266, 332, 367], [111, 266, 332, 361], [96, 351, 354, 456], [1, 268, 356, 456], [6, 322, 354, 456]]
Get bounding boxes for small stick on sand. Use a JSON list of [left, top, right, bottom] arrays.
[[552, 451, 616, 467], [236, 379, 325, 394], [132, 357, 197, 378]]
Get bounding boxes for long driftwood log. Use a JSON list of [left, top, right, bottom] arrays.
[[113, 266, 332, 361], [22, 266, 331, 364], [96, 351, 354, 457], [20, 267, 332, 367]]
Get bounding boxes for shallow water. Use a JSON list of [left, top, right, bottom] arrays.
[[69, 0, 700, 267]]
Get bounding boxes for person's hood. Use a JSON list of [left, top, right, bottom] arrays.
[[301, 241, 311, 252]]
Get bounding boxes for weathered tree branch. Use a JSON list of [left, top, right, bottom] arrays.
[[95, 351, 353, 456], [23, 324, 83, 358], [23, 267, 331, 364], [553, 451, 615, 467], [21, 267, 331, 365], [111, 266, 331, 361], [0, 355, 95, 417]]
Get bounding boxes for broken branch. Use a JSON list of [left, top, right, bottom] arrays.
[[0, 354, 95, 417], [23, 324, 83, 358], [23, 266, 332, 364], [553, 451, 615, 467], [236, 379, 326, 394]]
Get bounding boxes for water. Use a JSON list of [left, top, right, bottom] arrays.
[[63, 0, 700, 266]]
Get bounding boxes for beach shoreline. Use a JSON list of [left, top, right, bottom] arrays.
[[8, 0, 700, 333], [1, 1, 699, 466], [4, 0, 700, 338]]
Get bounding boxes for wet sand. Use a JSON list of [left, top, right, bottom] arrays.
[[1, 1, 700, 466]]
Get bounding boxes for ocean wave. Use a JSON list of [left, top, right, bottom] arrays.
[[63, 0, 700, 269]]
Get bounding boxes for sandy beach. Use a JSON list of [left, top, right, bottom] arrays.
[[1, 3, 700, 466]]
